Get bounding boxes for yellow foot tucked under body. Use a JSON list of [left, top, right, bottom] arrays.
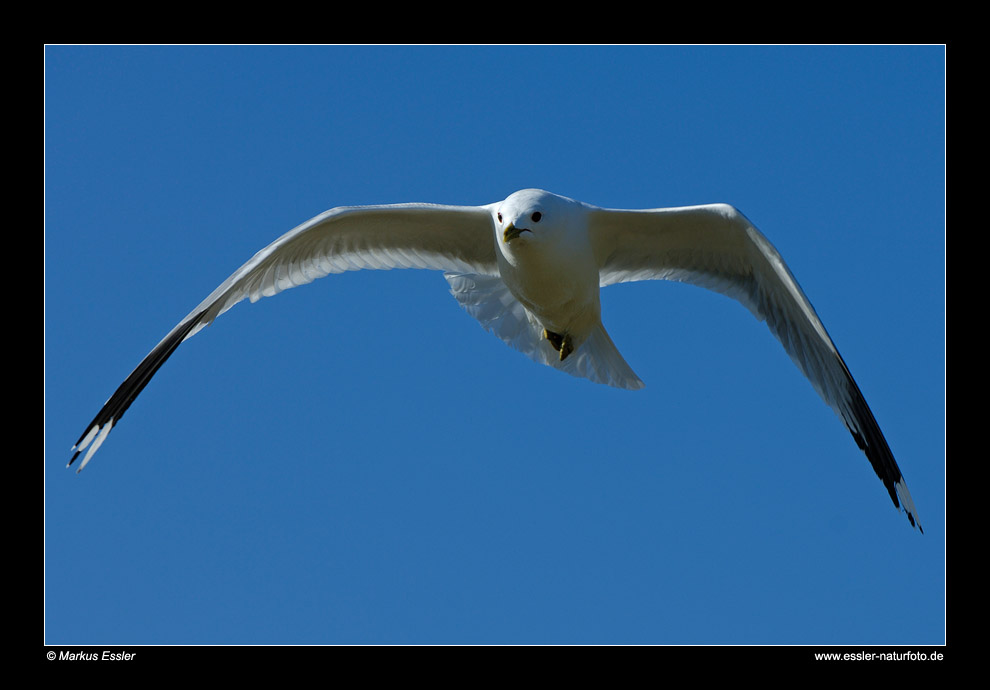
[[543, 328, 574, 361]]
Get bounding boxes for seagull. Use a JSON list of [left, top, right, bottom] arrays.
[[70, 188, 922, 531]]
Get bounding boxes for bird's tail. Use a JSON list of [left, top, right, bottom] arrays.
[[445, 272, 644, 390]]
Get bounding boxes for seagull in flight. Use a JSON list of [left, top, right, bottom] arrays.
[[70, 188, 922, 531]]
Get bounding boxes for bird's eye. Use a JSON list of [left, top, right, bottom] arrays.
[[497, 213, 503, 223], [532, 212, 542, 223]]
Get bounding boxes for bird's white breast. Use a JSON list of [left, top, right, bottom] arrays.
[[496, 218, 601, 342]]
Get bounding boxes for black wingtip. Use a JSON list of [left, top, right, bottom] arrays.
[[70, 309, 209, 471], [837, 360, 926, 533], [910, 513, 923, 534]]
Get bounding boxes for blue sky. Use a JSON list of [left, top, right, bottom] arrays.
[[45, 46, 945, 646]]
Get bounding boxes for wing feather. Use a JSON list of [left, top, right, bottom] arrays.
[[589, 203, 921, 530], [71, 202, 497, 471]]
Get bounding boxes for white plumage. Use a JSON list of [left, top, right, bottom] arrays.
[[71, 188, 921, 531]]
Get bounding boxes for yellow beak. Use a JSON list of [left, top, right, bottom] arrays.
[[503, 223, 529, 243]]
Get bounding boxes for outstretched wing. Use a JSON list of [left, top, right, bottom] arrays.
[[71, 202, 498, 471], [589, 203, 921, 531]]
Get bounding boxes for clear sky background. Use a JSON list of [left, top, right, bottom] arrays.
[[44, 46, 945, 645]]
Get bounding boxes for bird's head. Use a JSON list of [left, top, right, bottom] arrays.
[[495, 189, 585, 250]]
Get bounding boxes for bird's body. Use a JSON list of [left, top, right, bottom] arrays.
[[496, 189, 602, 358], [71, 188, 922, 531]]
